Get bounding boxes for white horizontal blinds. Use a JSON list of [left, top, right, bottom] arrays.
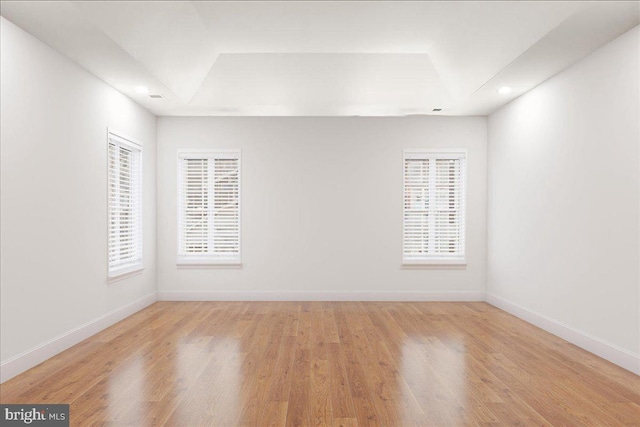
[[403, 151, 465, 263], [178, 151, 241, 263], [180, 158, 210, 256], [212, 158, 240, 256], [108, 134, 143, 274], [433, 157, 465, 258], [403, 158, 430, 258]]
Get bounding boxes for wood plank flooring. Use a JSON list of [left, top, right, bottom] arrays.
[[1, 302, 639, 426]]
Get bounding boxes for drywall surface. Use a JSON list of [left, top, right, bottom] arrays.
[[157, 116, 487, 297], [0, 17, 157, 363], [488, 26, 640, 356]]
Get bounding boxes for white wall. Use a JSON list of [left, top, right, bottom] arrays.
[[0, 18, 157, 369], [488, 27, 639, 364], [157, 116, 487, 299]]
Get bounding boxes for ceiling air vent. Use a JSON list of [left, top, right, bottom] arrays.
[[149, 94, 165, 99]]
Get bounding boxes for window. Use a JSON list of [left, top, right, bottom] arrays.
[[177, 150, 241, 265], [403, 150, 466, 265], [108, 130, 143, 277]]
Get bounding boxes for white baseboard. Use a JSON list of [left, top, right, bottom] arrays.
[[485, 293, 640, 375], [0, 292, 157, 383], [157, 290, 486, 302]]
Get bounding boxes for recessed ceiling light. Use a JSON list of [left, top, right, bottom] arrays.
[[497, 86, 512, 95], [135, 86, 149, 94]]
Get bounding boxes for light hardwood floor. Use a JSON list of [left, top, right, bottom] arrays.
[[1, 302, 638, 426]]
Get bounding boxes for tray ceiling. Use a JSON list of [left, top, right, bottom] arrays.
[[1, 1, 638, 116]]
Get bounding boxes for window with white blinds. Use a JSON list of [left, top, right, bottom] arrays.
[[108, 130, 143, 277], [177, 150, 241, 265], [403, 150, 466, 265]]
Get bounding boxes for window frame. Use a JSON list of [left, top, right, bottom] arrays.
[[402, 149, 467, 266], [176, 149, 242, 267], [107, 128, 144, 279]]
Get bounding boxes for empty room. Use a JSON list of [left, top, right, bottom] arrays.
[[0, 1, 639, 426]]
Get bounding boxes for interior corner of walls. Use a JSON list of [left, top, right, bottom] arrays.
[[484, 115, 492, 295], [153, 115, 160, 295]]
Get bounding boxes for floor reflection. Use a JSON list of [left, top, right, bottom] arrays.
[[106, 353, 144, 424], [400, 336, 469, 425]]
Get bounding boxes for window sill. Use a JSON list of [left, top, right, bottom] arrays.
[[177, 260, 242, 269], [402, 259, 466, 268], [108, 265, 144, 282]]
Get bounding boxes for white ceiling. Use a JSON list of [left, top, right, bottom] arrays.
[[1, 1, 638, 116]]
